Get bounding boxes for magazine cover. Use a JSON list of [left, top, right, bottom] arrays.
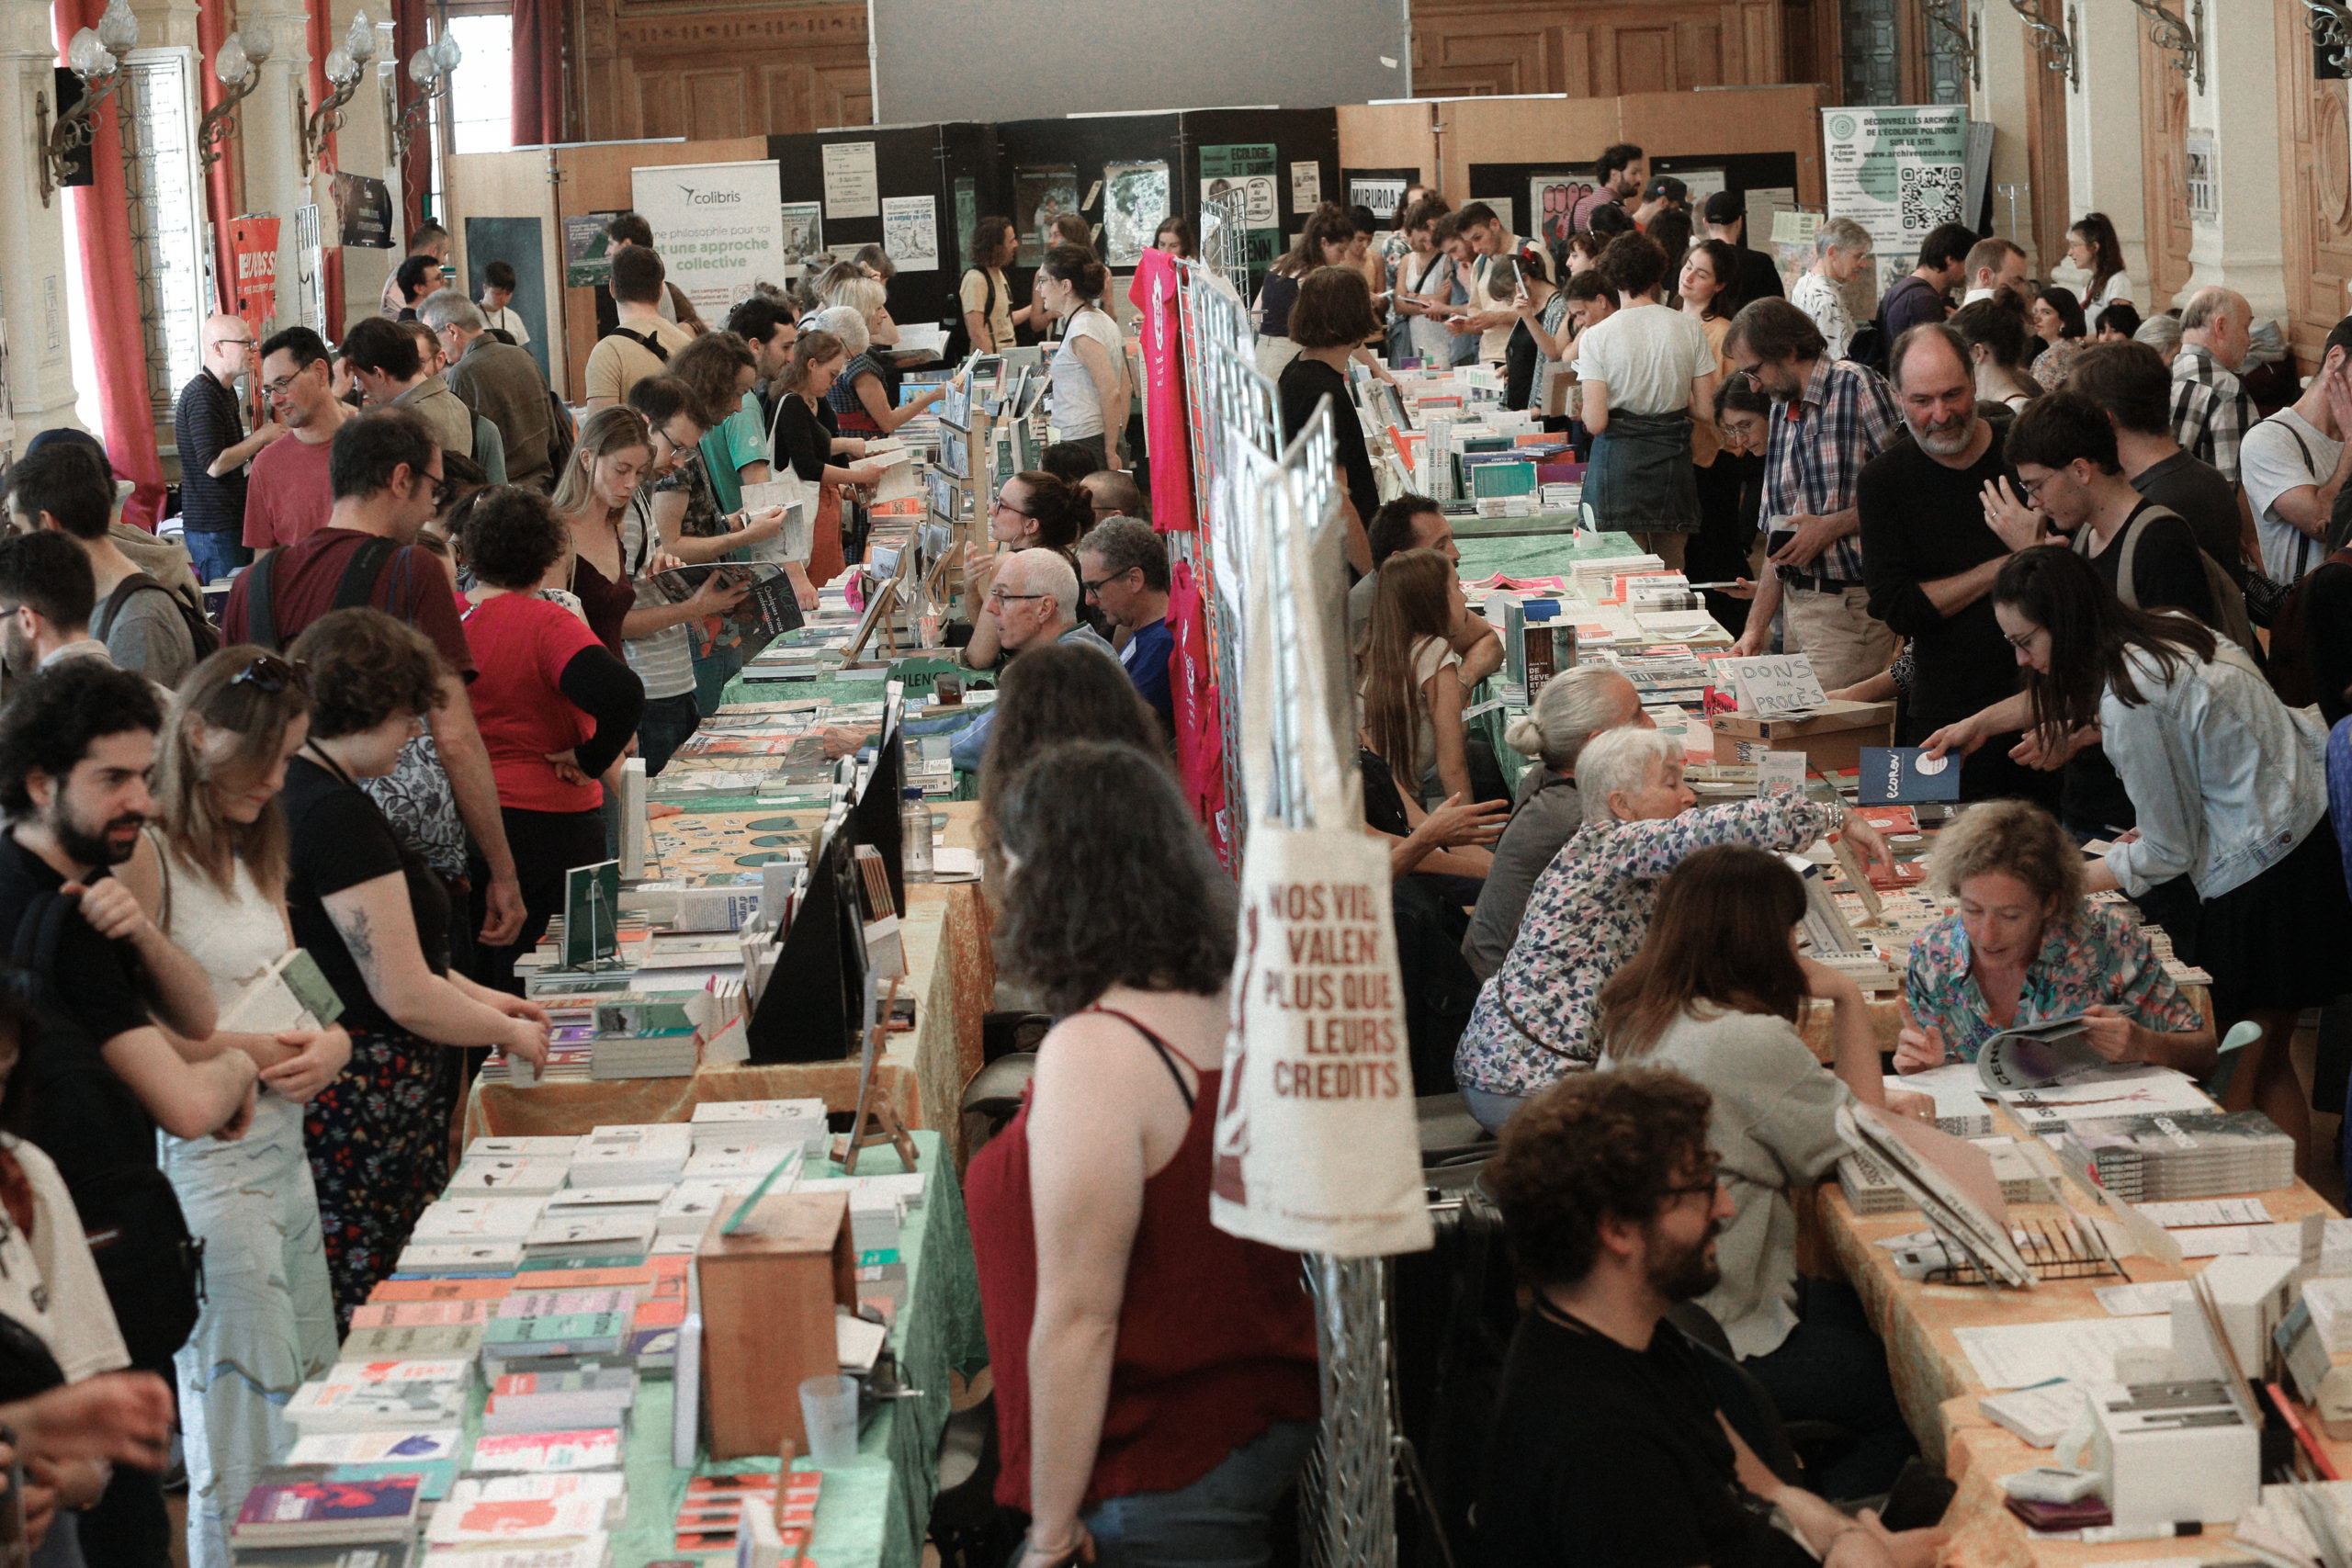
[[648, 561, 808, 690]]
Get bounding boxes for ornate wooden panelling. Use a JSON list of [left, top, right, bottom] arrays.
[[2020, 0, 2071, 275], [2274, 0, 2352, 371], [1407, 0, 1789, 97], [2138, 16, 2194, 309], [570, 0, 1814, 145]]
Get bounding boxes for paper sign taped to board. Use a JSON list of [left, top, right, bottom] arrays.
[[1209, 827, 1433, 1258], [1713, 654, 1826, 716], [821, 141, 879, 220]]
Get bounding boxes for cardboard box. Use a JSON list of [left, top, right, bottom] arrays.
[[1710, 699, 1896, 773], [695, 1192, 854, 1460]]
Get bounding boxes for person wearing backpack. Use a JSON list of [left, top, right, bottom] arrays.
[[4, 443, 199, 689], [0, 660, 263, 1567], [956, 218, 1041, 359], [1990, 390, 2254, 840], [1862, 222, 1973, 372], [582, 245, 695, 413]]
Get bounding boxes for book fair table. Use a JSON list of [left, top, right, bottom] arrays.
[[464, 802, 994, 1167]]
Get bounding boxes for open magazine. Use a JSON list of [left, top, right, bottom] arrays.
[[1835, 1101, 2035, 1288], [731, 485, 813, 565], [647, 561, 807, 684]]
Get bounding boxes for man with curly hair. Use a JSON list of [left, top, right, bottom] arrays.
[[1476, 1069, 1945, 1568]]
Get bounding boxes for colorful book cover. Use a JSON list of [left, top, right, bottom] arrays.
[[233, 1476, 421, 1540], [467, 1428, 625, 1473]]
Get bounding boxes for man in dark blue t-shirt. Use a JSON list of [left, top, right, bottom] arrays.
[[174, 313, 289, 584], [1078, 517, 1178, 739]]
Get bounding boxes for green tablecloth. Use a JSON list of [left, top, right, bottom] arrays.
[[450, 1129, 987, 1568], [1448, 508, 1581, 540], [1457, 529, 1644, 798], [718, 653, 971, 712]]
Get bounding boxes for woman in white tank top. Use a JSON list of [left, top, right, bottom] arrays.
[[117, 649, 348, 1568]]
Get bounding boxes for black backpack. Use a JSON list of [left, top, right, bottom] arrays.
[[942, 267, 998, 364], [8, 894, 204, 1369], [244, 536, 408, 653], [94, 572, 221, 661]]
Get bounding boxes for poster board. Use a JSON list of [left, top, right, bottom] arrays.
[[1818, 105, 1969, 299], [629, 159, 793, 318], [464, 216, 553, 382]]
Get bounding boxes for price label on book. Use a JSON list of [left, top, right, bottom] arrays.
[[1714, 653, 1827, 716]]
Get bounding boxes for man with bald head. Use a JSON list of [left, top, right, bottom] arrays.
[[174, 312, 288, 582], [2172, 286, 2256, 487], [946, 547, 1119, 773], [1858, 323, 2055, 804]]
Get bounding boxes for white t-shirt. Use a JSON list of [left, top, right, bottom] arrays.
[[0, 1138, 130, 1382], [1790, 270, 1853, 362], [1359, 635, 1463, 790], [1572, 303, 1716, 416], [2242, 407, 2343, 582], [1470, 254, 1512, 365], [1049, 306, 1125, 440], [481, 301, 531, 346], [2082, 272, 2133, 333]]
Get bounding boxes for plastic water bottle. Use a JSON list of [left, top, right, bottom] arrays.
[[902, 786, 934, 882]]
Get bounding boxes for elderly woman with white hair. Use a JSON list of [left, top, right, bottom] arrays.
[[1460, 667, 1650, 981], [2134, 310, 2184, 367], [1453, 727, 1894, 1131], [816, 280, 947, 440]]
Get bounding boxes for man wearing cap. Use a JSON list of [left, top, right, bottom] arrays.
[[1703, 190, 1786, 307]]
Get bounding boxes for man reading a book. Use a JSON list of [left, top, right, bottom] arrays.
[[1475, 1068, 1947, 1568]]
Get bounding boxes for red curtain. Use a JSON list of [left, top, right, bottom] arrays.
[[392, 0, 429, 234], [195, 0, 243, 310], [304, 2, 345, 333], [54, 0, 166, 530], [511, 0, 561, 146]]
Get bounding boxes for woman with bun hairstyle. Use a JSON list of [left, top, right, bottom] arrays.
[[1037, 245, 1130, 467]]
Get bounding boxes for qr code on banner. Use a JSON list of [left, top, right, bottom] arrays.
[[1899, 164, 1965, 231]]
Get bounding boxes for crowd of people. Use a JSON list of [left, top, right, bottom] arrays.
[[6, 127, 2352, 1568]]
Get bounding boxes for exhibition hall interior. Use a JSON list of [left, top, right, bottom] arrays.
[[16, 1, 2352, 1566]]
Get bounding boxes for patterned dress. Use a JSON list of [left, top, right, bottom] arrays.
[[1454, 795, 1846, 1098], [1902, 904, 2206, 1064], [305, 1032, 458, 1329]]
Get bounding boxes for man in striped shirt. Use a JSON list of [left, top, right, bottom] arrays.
[[1725, 298, 1903, 690], [2170, 286, 2254, 488]]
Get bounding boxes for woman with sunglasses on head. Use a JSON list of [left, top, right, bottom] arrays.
[[113, 647, 348, 1568], [773, 330, 888, 594], [277, 608, 552, 1324], [958, 471, 1099, 671], [459, 490, 646, 992], [1924, 547, 2352, 1175], [1598, 846, 1927, 1500]]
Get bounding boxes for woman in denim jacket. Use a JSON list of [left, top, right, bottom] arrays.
[[1926, 546, 2351, 1169]]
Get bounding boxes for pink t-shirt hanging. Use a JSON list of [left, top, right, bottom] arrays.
[[1127, 250, 1199, 534]]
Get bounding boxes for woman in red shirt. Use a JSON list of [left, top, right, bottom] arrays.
[[458, 487, 646, 988], [966, 740, 1318, 1568]]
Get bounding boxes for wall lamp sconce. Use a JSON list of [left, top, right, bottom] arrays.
[[298, 10, 377, 179], [198, 20, 275, 175], [389, 28, 461, 170], [35, 0, 140, 209], [2127, 0, 2205, 92], [2008, 0, 2078, 87]]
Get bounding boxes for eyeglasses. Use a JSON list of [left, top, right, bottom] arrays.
[[1080, 569, 1134, 598], [2002, 625, 2044, 652], [213, 337, 255, 351], [990, 495, 1035, 519], [231, 654, 309, 694], [2016, 473, 2051, 502], [423, 468, 457, 508], [262, 375, 301, 397], [988, 589, 1046, 605], [1664, 1158, 1724, 1202]]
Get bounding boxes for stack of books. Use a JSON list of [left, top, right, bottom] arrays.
[[1835, 1140, 2051, 1216], [423, 1471, 623, 1561], [571, 1123, 692, 1187], [2053, 1110, 2297, 1201], [689, 1098, 831, 1160], [285, 1360, 474, 1435], [480, 1360, 638, 1436], [482, 1288, 633, 1368], [232, 1472, 425, 1553]]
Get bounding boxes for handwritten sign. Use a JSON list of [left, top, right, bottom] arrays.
[[1713, 653, 1827, 716]]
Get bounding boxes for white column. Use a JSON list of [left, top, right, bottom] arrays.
[[2178, 0, 2287, 324], [0, 0, 86, 441], [1969, 0, 2041, 274], [2063, 0, 2147, 291], [241, 0, 311, 338]]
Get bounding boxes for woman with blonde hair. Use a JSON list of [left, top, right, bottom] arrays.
[[775, 329, 888, 590], [550, 406, 660, 660], [118, 647, 348, 1568], [1359, 548, 1475, 807]]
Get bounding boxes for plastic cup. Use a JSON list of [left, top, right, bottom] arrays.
[[799, 1373, 860, 1467]]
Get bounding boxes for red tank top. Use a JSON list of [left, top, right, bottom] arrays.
[[965, 1010, 1320, 1509]]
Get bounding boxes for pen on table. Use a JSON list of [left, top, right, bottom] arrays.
[[2076, 1521, 2203, 1543]]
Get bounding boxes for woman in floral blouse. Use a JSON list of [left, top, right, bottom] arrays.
[[1453, 728, 1892, 1132], [1897, 798, 2213, 1073]]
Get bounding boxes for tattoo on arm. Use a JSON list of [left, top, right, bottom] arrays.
[[334, 906, 377, 980]]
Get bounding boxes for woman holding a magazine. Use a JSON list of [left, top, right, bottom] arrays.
[[1895, 798, 2213, 1080], [1925, 546, 2348, 1170], [114, 648, 350, 1568], [1600, 845, 1923, 1500], [774, 329, 888, 592]]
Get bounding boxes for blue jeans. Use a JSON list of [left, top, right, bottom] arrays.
[[1053, 1419, 1316, 1568], [184, 529, 249, 585], [1739, 1277, 1917, 1501], [636, 691, 701, 776], [1460, 1086, 1526, 1134]]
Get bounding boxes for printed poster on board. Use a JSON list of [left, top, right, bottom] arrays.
[[880, 196, 938, 272], [226, 216, 281, 343], [780, 203, 823, 270], [1104, 162, 1170, 268], [1199, 144, 1280, 272], [331, 173, 393, 248], [1820, 104, 1968, 297], [564, 210, 620, 288], [629, 161, 790, 315]]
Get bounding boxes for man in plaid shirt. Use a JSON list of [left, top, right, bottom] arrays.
[[1724, 298, 1902, 688], [2171, 287, 2255, 487]]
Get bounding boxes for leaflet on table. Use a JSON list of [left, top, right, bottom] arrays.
[[1952, 1315, 2173, 1390]]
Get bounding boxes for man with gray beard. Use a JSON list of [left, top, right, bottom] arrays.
[[1857, 323, 2060, 805]]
